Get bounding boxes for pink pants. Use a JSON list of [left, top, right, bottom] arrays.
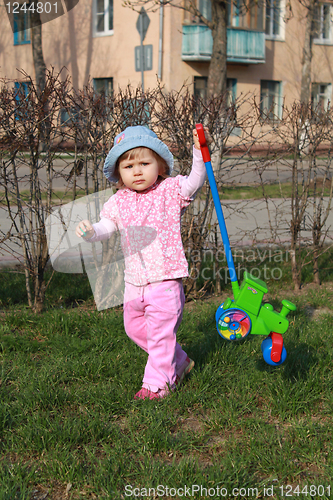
[[123, 279, 188, 392]]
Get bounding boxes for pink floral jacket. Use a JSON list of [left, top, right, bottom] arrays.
[[90, 147, 205, 285]]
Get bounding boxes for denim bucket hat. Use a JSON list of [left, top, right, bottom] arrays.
[[103, 126, 174, 183]]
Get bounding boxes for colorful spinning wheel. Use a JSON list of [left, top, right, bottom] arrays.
[[217, 308, 251, 341]]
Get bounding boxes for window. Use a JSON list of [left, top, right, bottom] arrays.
[[311, 83, 331, 112], [14, 81, 31, 120], [13, 11, 30, 45], [194, 76, 208, 100], [193, 77, 208, 119], [184, 0, 211, 23], [313, 3, 333, 43], [265, 0, 283, 38], [228, 0, 264, 30], [93, 0, 113, 36], [227, 78, 237, 106], [93, 78, 113, 96], [59, 107, 81, 127], [260, 80, 283, 121], [60, 109, 71, 126], [227, 78, 240, 132], [199, 0, 212, 21], [193, 76, 239, 132], [194, 76, 237, 103]]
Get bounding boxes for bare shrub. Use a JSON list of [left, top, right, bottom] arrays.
[[1, 73, 332, 312]]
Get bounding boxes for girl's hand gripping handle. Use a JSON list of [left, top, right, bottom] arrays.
[[195, 124, 211, 163]]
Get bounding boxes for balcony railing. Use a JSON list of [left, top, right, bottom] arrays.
[[182, 25, 265, 64]]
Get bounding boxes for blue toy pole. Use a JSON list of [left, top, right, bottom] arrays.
[[196, 124, 240, 299]]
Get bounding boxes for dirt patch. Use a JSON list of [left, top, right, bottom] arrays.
[[31, 482, 100, 500], [206, 435, 227, 446], [304, 306, 333, 319], [308, 177, 333, 190], [178, 416, 205, 433]]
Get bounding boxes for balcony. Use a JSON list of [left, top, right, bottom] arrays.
[[182, 25, 265, 64]]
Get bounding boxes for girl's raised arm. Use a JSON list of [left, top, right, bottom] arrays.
[[179, 127, 212, 199]]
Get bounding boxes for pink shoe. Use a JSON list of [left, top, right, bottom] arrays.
[[134, 387, 166, 400], [175, 356, 195, 386]]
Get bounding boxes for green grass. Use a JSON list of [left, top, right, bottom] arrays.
[[1, 261, 333, 499], [0, 189, 97, 207], [219, 182, 333, 200], [194, 181, 333, 201]]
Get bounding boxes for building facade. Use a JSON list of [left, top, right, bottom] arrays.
[[1, 0, 333, 115]]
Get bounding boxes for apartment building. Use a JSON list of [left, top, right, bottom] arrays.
[[1, 0, 333, 116]]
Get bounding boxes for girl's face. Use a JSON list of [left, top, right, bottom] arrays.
[[118, 148, 160, 191]]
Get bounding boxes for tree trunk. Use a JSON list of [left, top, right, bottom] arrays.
[[290, 246, 301, 290], [31, 13, 49, 153], [312, 246, 321, 285], [30, 13, 46, 92], [207, 0, 228, 97], [300, 0, 317, 103], [290, 146, 302, 290]]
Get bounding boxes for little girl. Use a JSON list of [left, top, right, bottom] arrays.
[[76, 125, 208, 400]]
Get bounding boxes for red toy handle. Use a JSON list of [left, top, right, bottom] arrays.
[[195, 124, 211, 164]]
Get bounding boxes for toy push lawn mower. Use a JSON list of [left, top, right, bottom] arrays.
[[196, 124, 296, 366]]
